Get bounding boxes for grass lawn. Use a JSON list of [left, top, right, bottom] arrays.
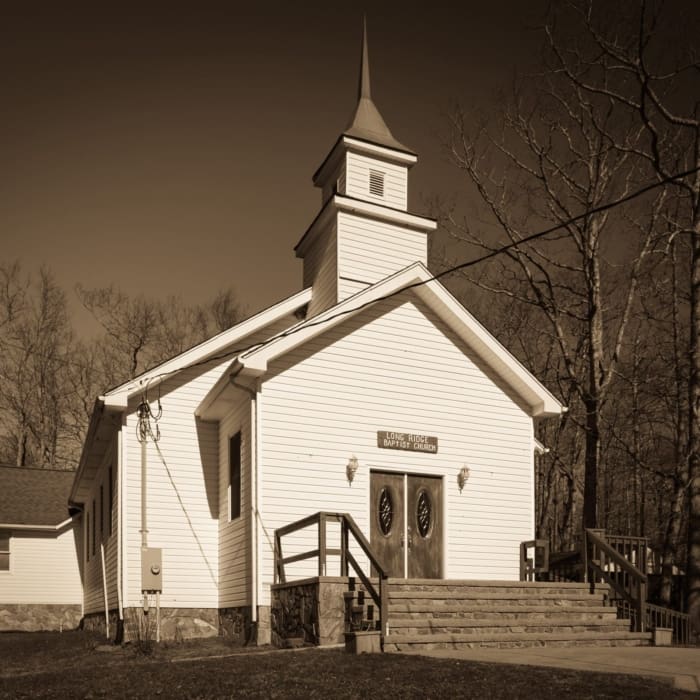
[[0, 631, 695, 699]]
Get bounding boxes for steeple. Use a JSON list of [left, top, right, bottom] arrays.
[[343, 19, 411, 153]]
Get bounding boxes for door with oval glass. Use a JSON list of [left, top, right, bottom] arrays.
[[369, 471, 442, 578]]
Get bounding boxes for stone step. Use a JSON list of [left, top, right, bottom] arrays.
[[389, 605, 619, 620], [387, 579, 604, 595], [388, 591, 606, 606], [383, 630, 652, 651], [389, 617, 630, 635]]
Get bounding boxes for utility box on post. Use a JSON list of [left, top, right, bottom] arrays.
[[141, 547, 163, 592]]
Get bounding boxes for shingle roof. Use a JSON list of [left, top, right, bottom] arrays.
[[0, 464, 75, 526]]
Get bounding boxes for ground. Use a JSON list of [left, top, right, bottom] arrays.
[[0, 631, 695, 699]]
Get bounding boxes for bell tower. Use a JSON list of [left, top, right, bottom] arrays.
[[295, 21, 436, 317]]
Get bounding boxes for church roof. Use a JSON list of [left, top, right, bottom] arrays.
[[343, 20, 413, 154], [218, 263, 563, 418]]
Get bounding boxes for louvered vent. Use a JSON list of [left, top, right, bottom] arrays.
[[369, 170, 384, 197]]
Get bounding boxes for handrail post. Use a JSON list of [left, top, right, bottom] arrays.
[[318, 512, 326, 576], [638, 577, 647, 632], [379, 575, 388, 637], [340, 519, 348, 577], [581, 529, 589, 586]]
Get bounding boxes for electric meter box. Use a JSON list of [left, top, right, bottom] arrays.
[[141, 547, 163, 592]]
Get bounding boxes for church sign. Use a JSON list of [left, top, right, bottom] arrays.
[[377, 431, 438, 454]]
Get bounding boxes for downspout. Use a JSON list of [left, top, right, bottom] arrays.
[[116, 416, 125, 642], [230, 363, 259, 641]]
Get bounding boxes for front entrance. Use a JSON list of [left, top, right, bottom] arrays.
[[369, 471, 443, 578]]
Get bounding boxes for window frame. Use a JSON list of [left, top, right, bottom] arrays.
[[229, 431, 242, 522], [108, 466, 113, 537], [0, 530, 10, 572]]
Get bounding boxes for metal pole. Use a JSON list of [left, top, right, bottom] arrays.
[[141, 436, 148, 612]]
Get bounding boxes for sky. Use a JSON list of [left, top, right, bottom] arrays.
[[1, 2, 552, 335]]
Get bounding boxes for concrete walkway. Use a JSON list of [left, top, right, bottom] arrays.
[[400, 646, 700, 693]]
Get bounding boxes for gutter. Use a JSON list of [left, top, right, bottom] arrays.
[[1, 516, 77, 532]]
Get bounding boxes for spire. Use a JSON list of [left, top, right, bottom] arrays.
[[344, 20, 411, 153]]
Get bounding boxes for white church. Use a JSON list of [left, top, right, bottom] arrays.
[[70, 26, 564, 646]]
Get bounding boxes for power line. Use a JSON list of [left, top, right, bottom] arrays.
[[137, 163, 700, 387]]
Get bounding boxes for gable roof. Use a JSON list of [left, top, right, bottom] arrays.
[[232, 262, 563, 417], [0, 465, 75, 528], [70, 287, 312, 504], [99, 286, 313, 409]]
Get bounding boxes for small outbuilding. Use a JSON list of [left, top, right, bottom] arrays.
[[0, 464, 82, 631]]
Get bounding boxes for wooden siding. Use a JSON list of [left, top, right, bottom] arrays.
[[0, 522, 82, 605], [303, 224, 338, 317], [346, 152, 408, 209], [83, 434, 119, 614], [218, 397, 251, 608], [259, 292, 534, 603], [336, 211, 427, 301], [122, 316, 293, 609]]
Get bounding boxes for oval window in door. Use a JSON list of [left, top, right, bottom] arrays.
[[416, 489, 432, 538], [378, 487, 393, 536]]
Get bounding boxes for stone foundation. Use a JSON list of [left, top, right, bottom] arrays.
[[120, 607, 219, 642], [271, 577, 349, 647], [0, 603, 82, 632], [81, 609, 123, 642], [219, 605, 271, 646]]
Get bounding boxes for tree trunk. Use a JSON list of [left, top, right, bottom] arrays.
[[686, 213, 700, 636]]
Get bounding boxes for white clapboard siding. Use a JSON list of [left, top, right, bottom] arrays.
[[259, 292, 533, 603], [218, 396, 251, 608], [122, 316, 293, 609], [1, 523, 82, 605], [336, 211, 427, 299], [303, 225, 338, 317], [345, 152, 408, 209], [83, 436, 120, 614]]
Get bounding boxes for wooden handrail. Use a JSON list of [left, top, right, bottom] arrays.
[[585, 528, 647, 632], [274, 511, 389, 638]]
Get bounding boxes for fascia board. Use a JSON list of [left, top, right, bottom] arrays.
[[238, 261, 562, 418], [413, 281, 563, 417], [239, 263, 429, 374], [342, 136, 418, 166], [104, 287, 313, 400], [335, 195, 437, 231]]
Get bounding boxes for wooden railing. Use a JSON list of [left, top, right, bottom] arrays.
[[274, 512, 389, 637], [584, 528, 647, 632]]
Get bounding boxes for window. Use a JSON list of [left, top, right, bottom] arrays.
[[0, 531, 10, 571], [108, 466, 113, 537], [369, 170, 384, 197], [229, 432, 242, 521]]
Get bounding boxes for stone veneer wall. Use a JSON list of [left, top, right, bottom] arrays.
[[271, 577, 348, 647], [0, 604, 82, 632], [219, 606, 271, 646]]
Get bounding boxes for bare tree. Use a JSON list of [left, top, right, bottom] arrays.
[[543, 0, 700, 637], [445, 68, 662, 533]]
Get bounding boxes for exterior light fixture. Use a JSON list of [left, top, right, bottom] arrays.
[[346, 456, 359, 485], [457, 465, 470, 493]]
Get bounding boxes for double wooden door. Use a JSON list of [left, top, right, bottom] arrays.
[[369, 471, 442, 578]]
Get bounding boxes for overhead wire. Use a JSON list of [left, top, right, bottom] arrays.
[[133, 163, 700, 389]]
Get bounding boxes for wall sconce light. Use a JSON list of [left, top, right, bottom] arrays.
[[457, 465, 470, 493], [346, 456, 359, 485]]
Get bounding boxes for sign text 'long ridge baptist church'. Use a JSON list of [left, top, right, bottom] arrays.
[[377, 431, 438, 454]]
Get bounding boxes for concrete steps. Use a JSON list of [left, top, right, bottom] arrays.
[[383, 579, 652, 650]]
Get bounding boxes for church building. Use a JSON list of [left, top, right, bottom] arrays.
[[70, 25, 563, 644]]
